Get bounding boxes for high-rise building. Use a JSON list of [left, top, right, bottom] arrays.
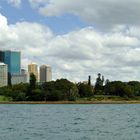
[[0, 63, 8, 87], [0, 51, 4, 62], [0, 50, 21, 85], [28, 63, 38, 81], [0, 50, 21, 74], [40, 65, 52, 82]]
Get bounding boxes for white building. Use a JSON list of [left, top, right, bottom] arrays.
[[11, 74, 28, 85], [0, 63, 8, 87]]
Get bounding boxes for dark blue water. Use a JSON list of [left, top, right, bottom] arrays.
[[0, 104, 140, 140]]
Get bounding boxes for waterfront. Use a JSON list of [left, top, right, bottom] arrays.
[[0, 104, 140, 140]]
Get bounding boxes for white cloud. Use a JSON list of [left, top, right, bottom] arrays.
[[1, 13, 140, 83], [29, 0, 49, 8], [29, 0, 140, 30], [0, 14, 8, 29], [7, 0, 21, 8]]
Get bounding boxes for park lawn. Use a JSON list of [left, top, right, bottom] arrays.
[[0, 95, 12, 102]]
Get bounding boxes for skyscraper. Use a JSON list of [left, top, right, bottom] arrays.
[[0, 63, 8, 87], [40, 65, 52, 82], [0, 50, 21, 74], [0, 50, 21, 85], [0, 51, 4, 62], [28, 63, 38, 81]]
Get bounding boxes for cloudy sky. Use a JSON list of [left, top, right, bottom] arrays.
[[0, 0, 140, 83]]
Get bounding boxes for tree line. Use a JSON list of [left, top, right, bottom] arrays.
[[0, 73, 140, 101]]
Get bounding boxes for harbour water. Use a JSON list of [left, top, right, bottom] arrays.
[[0, 104, 140, 140]]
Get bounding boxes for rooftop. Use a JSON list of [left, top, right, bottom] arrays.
[[0, 62, 7, 66]]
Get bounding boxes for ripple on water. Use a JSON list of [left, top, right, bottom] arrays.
[[0, 104, 140, 140]]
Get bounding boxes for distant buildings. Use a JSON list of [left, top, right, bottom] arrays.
[[40, 65, 52, 82], [11, 74, 27, 85], [0, 63, 8, 87], [28, 63, 38, 81], [0, 50, 52, 86], [0, 50, 27, 85]]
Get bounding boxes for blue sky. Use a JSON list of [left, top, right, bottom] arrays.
[[1, 0, 140, 82], [0, 0, 88, 34]]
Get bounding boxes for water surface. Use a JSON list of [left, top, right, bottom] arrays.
[[0, 104, 140, 140]]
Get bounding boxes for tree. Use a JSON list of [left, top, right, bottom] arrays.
[[78, 83, 93, 97], [127, 81, 140, 96], [88, 75, 91, 86], [41, 79, 79, 101], [29, 73, 36, 89], [104, 81, 134, 98], [25, 73, 37, 101], [95, 73, 104, 94]]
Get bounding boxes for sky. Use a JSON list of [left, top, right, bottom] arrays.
[[0, 0, 140, 83]]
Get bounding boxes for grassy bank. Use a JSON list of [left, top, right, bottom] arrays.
[[1, 95, 140, 104], [1, 100, 140, 104], [0, 96, 12, 102], [78, 95, 140, 101]]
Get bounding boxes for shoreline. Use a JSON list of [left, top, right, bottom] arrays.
[[1, 100, 140, 104]]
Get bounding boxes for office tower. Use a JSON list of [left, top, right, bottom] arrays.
[[40, 65, 52, 82], [0, 63, 8, 87], [0, 51, 4, 62], [0, 50, 21, 85], [0, 50, 21, 74], [28, 63, 38, 81]]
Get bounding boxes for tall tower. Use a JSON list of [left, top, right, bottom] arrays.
[[0, 50, 21, 85], [0, 51, 4, 62], [28, 63, 38, 81], [40, 65, 52, 82], [0, 50, 21, 74]]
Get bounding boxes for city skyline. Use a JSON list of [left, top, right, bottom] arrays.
[[1, 1, 140, 82], [0, 49, 52, 85]]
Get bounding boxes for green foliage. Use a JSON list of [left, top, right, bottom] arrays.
[[1, 77, 140, 101], [127, 81, 140, 96], [104, 81, 134, 98], [78, 83, 93, 97], [47, 90, 63, 101], [95, 73, 104, 94], [14, 92, 26, 101], [12, 83, 28, 93], [0, 95, 12, 102], [29, 73, 36, 89], [88, 76, 91, 86], [42, 79, 79, 101], [31, 89, 44, 101]]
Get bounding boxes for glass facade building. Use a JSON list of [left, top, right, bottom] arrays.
[[0, 50, 21, 74], [0, 51, 4, 62]]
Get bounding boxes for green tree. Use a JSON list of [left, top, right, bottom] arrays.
[[78, 83, 93, 97], [41, 79, 79, 101], [104, 81, 134, 98], [88, 75, 91, 86], [127, 81, 140, 96], [95, 73, 104, 94], [29, 73, 36, 89], [31, 89, 44, 101]]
